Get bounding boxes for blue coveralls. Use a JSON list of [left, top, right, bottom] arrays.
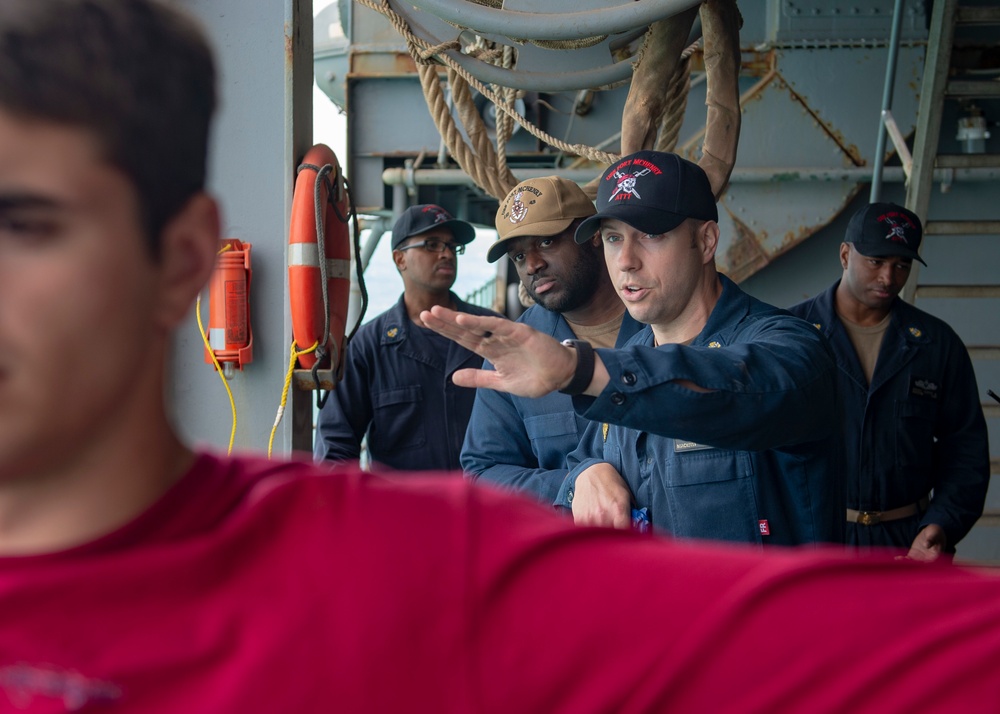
[[557, 276, 845, 546], [314, 293, 500, 472], [461, 306, 642, 503], [789, 282, 990, 550]]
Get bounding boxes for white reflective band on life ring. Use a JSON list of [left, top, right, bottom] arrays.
[[288, 244, 351, 278]]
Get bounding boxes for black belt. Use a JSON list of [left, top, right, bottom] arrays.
[[846, 497, 929, 526]]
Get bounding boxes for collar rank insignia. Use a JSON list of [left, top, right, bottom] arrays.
[[909, 327, 922, 338], [708, 341, 721, 349], [386, 327, 399, 338]]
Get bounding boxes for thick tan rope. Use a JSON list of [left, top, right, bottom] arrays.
[[620, 8, 700, 155], [696, 0, 742, 197], [495, 45, 516, 179], [655, 42, 698, 153], [354, 0, 620, 175], [454, 36, 514, 183], [449, 67, 519, 193], [450, 69, 496, 172], [417, 63, 514, 197], [355, 0, 739, 201]]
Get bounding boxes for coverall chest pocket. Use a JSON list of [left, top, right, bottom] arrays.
[[894, 399, 937, 473], [371, 385, 426, 452], [662, 448, 759, 543], [525, 412, 579, 468]]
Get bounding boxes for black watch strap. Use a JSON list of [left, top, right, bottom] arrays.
[[558, 339, 595, 396]]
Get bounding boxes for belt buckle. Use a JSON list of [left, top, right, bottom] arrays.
[[857, 511, 881, 526]]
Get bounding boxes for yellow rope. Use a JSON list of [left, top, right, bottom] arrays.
[[268, 340, 319, 459], [195, 292, 238, 456]]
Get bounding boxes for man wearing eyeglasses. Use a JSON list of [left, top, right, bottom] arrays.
[[314, 204, 501, 471]]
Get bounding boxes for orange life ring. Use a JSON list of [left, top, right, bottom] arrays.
[[288, 144, 351, 373]]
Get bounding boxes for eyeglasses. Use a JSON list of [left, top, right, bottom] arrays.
[[397, 239, 465, 255]]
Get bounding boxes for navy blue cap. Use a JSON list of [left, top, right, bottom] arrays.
[[846, 202, 927, 266], [575, 151, 718, 242], [391, 204, 476, 250]]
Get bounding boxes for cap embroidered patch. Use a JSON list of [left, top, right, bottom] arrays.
[[508, 188, 532, 224], [608, 160, 660, 202], [882, 214, 913, 245], [758, 520, 771, 536], [424, 205, 449, 224]]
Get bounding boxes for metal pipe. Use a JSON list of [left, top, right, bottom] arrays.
[[359, 219, 387, 270], [384, 168, 598, 186], [382, 166, 1000, 187], [392, 182, 407, 223], [870, 0, 906, 202], [401, 0, 700, 42]]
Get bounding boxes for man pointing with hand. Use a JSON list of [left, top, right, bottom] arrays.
[[423, 151, 844, 547]]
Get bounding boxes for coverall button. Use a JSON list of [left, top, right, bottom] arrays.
[[622, 372, 637, 386], [610, 392, 626, 405], [567, 489, 574, 504]]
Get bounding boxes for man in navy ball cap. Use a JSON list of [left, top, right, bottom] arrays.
[[575, 150, 718, 240], [315, 204, 500, 471], [422, 151, 844, 546], [388, 203, 477, 251], [789, 202, 988, 561]]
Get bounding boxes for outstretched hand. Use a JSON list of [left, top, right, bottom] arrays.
[[420, 306, 576, 398]]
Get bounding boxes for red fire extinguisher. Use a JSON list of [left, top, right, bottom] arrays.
[[204, 238, 253, 378]]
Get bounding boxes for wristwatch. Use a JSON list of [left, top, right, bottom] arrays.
[[558, 339, 595, 395]]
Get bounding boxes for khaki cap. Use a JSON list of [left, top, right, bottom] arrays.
[[488, 177, 596, 263]]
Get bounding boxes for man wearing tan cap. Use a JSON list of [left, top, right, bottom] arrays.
[[461, 177, 641, 503]]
